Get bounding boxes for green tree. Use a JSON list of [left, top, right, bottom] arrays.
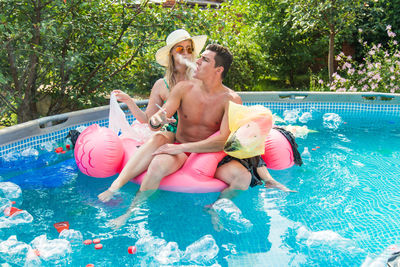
[[176, 0, 266, 91], [252, 0, 323, 87], [291, 0, 364, 81], [0, 0, 263, 125], [0, 0, 171, 125]]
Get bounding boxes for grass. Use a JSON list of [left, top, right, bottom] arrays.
[[253, 75, 311, 91]]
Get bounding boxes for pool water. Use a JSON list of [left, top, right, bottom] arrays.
[[1, 109, 400, 266]]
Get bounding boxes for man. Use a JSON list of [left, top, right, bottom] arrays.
[[111, 44, 246, 228]]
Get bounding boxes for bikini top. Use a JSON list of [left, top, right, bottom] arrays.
[[162, 78, 178, 132], [163, 78, 169, 91]]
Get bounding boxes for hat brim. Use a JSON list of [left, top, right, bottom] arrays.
[[155, 35, 207, 67]]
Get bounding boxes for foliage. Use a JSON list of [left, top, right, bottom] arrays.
[[2, 0, 400, 127], [354, 1, 400, 45], [251, 0, 323, 87], [311, 26, 400, 93], [290, 0, 364, 81], [0, 0, 172, 125], [175, 1, 266, 91], [0, 0, 264, 126]]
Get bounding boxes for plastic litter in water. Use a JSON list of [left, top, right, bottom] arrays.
[[182, 235, 219, 265], [323, 113, 343, 129], [54, 221, 69, 233], [128, 245, 137, 254]]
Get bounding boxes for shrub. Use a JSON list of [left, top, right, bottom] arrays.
[[311, 26, 400, 93]]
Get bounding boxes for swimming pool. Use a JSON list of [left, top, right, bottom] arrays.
[[1, 92, 400, 266]]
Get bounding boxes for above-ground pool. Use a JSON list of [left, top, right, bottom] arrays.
[[0, 92, 399, 266]]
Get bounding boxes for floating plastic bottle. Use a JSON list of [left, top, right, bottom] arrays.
[[301, 147, 311, 160], [182, 235, 219, 265]]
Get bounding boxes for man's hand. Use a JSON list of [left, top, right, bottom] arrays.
[[153, 144, 185, 155]]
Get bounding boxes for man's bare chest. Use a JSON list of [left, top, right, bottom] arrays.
[[180, 98, 224, 126]]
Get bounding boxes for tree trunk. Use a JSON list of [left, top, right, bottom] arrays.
[[289, 70, 295, 87], [328, 28, 335, 82], [17, 2, 41, 123]]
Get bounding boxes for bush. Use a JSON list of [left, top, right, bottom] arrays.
[[311, 26, 400, 93]]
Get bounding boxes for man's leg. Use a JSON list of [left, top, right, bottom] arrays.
[[110, 152, 187, 228], [98, 131, 174, 202]]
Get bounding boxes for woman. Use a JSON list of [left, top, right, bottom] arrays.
[[98, 29, 207, 202]]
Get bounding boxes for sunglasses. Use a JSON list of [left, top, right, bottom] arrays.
[[174, 46, 193, 54]]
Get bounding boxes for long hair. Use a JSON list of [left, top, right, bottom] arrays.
[[165, 40, 195, 88]]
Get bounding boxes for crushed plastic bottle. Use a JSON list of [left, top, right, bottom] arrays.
[[135, 235, 167, 255], [182, 235, 219, 265], [323, 113, 343, 129], [211, 198, 253, 234], [301, 147, 311, 160], [59, 229, 83, 248], [154, 241, 182, 265], [299, 112, 313, 123]]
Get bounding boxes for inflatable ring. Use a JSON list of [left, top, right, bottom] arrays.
[[74, 124, 295, 193]]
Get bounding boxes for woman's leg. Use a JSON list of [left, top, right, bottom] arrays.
[[257, 167, 297, 192], [110, 152, 187, 229], [98, 131, 175, 202], [206, 160, 251, 231], [214, 160, 252, 200]]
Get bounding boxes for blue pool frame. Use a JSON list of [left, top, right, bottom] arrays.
[[1, 91, 400, 157]]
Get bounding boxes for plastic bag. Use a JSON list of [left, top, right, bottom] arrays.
[[108, 92, 154, 144], [224, 101, 273, 159], [109, 92, 131, 135]]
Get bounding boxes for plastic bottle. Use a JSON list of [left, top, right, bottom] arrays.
[[301, 147, 311, 160]]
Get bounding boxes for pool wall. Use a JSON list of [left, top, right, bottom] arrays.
[[1, 91, 400, 157]]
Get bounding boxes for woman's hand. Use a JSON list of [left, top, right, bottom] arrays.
[[112, 90, 133, 105], [149, 110, 177, 129]]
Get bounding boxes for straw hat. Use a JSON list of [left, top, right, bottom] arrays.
[[155, 29, 207, 67]]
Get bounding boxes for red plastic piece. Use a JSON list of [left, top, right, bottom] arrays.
[[33, 249, 40, 256], [94, 244, 103, 250], [93, 238, 101, 244], [4, 207, 22, 216], [54, 221, 70, 233], [128, 246, 137, 254], [83, 239, 93, 245]]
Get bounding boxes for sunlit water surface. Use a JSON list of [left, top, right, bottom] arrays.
[[1, 110, 400, 266]]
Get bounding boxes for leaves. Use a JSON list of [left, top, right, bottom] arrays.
[[1, 0, 399, 126]]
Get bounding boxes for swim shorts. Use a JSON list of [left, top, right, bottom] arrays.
[[217, 155, 266, 187]]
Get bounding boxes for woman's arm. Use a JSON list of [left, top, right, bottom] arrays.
[[112, 79, 165, 124], [144, 79, 166, 122], [148, 81, 185, 130]]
